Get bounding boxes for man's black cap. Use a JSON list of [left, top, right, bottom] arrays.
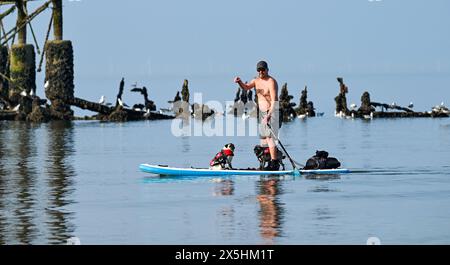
[[256, 61, 268, 71]]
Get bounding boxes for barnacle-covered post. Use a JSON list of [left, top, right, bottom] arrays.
[[181, 79, 190, 103], [0, 6, 15, 101], [279, 83, 296, 122], [9, 0, 35, 113], [0, 37, 8, 101], [296, 86, 308, 115], [0, 45, 7, 100], [45, 0, 74, 120], [334, 77, 349, 115]]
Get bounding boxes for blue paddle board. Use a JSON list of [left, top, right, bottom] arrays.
[[139, 164, 350, 176]]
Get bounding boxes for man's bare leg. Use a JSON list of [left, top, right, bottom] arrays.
[[266, 137, 278, 161]]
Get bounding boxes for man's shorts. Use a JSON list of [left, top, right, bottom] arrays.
[[258, 111, 278, 139]]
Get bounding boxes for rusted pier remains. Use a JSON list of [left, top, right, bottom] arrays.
[[0, 0, 173, 122], [335, 78, 449, 119], [9, 0, 35, 119], [45, 0, 74, 120]]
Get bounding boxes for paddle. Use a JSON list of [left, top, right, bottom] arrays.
[[266, 123, 302, 176]]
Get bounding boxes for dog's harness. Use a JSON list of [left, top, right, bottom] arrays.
[[210, 149, 234, 167]]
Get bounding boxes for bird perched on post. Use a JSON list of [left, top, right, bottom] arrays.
[[408, 102, 414, 109], [117, 98, 129, 108], [99, 95, 105, 105], [12, 104, 20, 112]]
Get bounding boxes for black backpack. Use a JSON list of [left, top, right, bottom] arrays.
[[304, 150, 341, 170]]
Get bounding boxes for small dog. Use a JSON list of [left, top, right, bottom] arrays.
[[253, 145, 285, 170], [209, 143, 235, 170]]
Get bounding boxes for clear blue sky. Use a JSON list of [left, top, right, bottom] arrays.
[[12, 0, 447, 78], [2, 0, 450, 114]]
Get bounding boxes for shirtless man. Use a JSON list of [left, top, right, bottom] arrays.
[[234, 60, 280, 171]]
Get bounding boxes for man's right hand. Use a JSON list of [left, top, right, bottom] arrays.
[[234, 77, 241, 84]]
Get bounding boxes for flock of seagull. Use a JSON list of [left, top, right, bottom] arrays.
[[334, 101, 449, 120], [4, 80, 446, 123], [0, 81, 50, 112], [94, 85, 449, 121]]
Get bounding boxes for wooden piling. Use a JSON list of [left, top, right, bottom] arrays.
[[0, 45, 8, 100], [52, 0, 62, 40], [43, 0, 74, 120], [9, 44, 35, 104], [16, 0, 27, 44], [45, 40, 74, 120]]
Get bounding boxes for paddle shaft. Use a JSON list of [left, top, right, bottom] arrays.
[[267, 123, 303, 170]]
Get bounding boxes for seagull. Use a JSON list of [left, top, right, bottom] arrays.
[[66, 237, 81, 245], [350, 103, 357, 110], [118, 98, 124, 107], [408, 102, 414, 109], [242, 110, 250, 120], [117, 98, 129, 108], [44, 80, 49, 89], [12, 104, 20, 112], [363, 112, 374, 119], [99, 95, 105, 104], [334, 110, 344, 118], [143, 109, 151, 118], [433, 103, 443, 111]]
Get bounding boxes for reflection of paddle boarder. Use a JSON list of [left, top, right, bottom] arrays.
[[257, 178, 284, 243], [234, 61, 281, 171], [212, 179, 234, 196]]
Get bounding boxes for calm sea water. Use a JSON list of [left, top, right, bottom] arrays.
[[1, 114, 449, 245]]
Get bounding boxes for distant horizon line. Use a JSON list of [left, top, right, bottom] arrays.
[[71, 70, 450, 80]]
